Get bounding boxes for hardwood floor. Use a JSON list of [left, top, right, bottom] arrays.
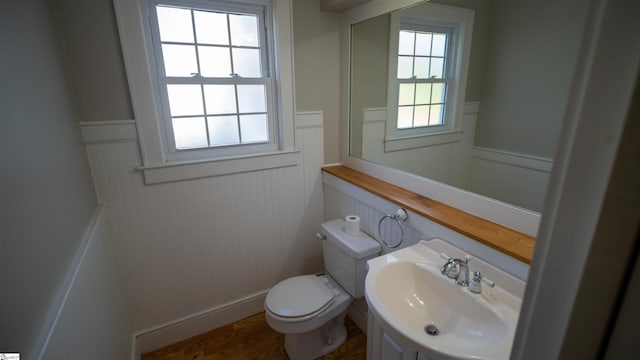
[[141, 312, 367, 360]]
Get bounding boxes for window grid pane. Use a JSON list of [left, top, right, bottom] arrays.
[[237, 84, 266, 113], [155, 4, 271, 151], [414, 105, 430, 127], [229, 14, 260, 47], [232, 48, 262, 77], [198, 46, 232, 77], [194, 11, 228, 45], [208, 115, 240, 145], [203, 84, 237, 114], [397, 106, 414, 129], [397, 56, 414, 78], [172, 117, 208, 149], [157, 6, 194, 43], [431, 104, 444, 125], [167, 84, 204, 116], [239, 114, 268, 143], [162, 44, 198, 76]]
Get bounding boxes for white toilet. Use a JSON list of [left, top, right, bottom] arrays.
[[264, 218, 380, 359]]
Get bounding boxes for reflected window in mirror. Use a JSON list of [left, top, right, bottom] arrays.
[[395, 28, 449, 129], [385, 4, 473, 148]]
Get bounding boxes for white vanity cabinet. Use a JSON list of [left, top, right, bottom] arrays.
[[367, 311, 430, 360]]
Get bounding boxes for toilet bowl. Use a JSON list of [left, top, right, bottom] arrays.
[[265, 274, 352, 358], [264, 219, 380, 360]]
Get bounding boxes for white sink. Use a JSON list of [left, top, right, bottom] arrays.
[[365, 240, 524, 359]]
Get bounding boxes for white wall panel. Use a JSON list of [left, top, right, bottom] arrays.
[[467, 147, 552, 213], [82, 114, 325, 346], [360, 103, 478, 189], [42, 207, 131, 360]]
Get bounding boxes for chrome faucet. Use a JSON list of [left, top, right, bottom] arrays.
[[440, 257, 470, 287]]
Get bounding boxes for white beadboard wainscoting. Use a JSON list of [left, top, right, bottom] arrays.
[[361, 103, 478, 190], [81, 112, 325, 356], [323, 172, 530, 282], [37, 206, 132, 360], [468, 147, 553, 213]]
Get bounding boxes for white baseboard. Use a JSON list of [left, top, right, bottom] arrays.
[[347, 298, 369, 335], [133, 291, 371, 358], [134, 290, 268, 356]]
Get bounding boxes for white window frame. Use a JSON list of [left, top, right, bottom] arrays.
[[113, 0, 296, 183], [385, 3, 474, 152], [149, 0, 277, 158]]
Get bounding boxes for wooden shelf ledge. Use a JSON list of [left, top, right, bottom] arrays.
[[322, 165, 535, 263]]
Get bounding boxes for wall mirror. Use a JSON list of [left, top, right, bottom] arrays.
[[347, 0, 589, 218]]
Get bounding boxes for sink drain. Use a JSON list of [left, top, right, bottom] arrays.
[[424, 324, 439, 336]]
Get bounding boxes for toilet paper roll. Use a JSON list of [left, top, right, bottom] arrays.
[[345, 215, 360, 236]]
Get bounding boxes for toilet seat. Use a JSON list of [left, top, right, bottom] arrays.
[[265, 275, 336, 322]]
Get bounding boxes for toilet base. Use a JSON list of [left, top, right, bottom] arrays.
[[283, 311, 348, 360]]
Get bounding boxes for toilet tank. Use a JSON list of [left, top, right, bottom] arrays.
[[321, 219, 381, 298]]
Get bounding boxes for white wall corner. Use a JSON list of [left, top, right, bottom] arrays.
[[35, 205, 132, 360]]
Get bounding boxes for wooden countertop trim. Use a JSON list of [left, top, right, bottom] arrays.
[[322, 165, 535, 263]]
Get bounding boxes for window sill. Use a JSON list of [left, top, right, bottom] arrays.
[[384, 130, 463, 152], [138, 150, 300, 184]]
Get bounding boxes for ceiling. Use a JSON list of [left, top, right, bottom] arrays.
[[320, 0, 374, 12]]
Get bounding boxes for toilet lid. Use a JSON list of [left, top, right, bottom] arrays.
[[266, 275, 335, 318]]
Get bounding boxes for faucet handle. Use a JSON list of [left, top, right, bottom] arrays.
[[468, 271, 496, 294], [481, 274, 495, 288], [469, 271, 483, 293]]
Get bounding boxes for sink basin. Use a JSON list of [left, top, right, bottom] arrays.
[[365, 240, 523, 359], [374, 261, 509, 346]]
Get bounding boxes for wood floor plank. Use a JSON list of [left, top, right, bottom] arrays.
[[141, 312, 366, 360]]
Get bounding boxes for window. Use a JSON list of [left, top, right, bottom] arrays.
[[150, 2, 275, 153], [395, 28, 450, 129], [385, 4, 473, 151], [113, 0, 296, 182]]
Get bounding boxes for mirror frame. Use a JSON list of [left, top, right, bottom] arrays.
[[340, 0, 541, 237]]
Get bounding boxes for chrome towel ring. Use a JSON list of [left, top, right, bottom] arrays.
[[377, 208, 407, 248]]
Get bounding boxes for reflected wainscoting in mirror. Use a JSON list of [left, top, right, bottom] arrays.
[[349, 0, 589, 213]]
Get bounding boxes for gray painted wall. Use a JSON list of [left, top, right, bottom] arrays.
[[350, 14, 390, 158], [475, 0, 589, 158], [53, 0, 134, 121], [293, 1, 342, 163], [0, 0, 98, 356]]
